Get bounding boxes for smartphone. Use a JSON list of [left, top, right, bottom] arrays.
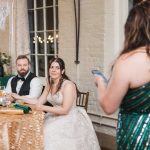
[[91, 69, 108, 83]]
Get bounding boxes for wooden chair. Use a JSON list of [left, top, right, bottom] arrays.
[[76, 89, 89, 111]]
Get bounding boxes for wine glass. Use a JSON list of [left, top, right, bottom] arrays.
[[0, 86, 5, 90], [0, 86, 9, 107], [0, 86, 5, 97]]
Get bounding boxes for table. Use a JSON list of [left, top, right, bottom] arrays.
[[0, 108, 44, 150]]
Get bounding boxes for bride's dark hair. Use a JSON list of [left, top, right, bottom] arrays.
[[48, 57, 70, 93]]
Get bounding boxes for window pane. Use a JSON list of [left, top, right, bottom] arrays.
[[129, 0, 133, 10], [28, 10, 34, 31], [27, 0, 34, 9], [129, 0, 141, 8], [56, 0, 58, 5], [37, 9, 44, 31], [56, 6, 58, 30], [38, 56, 45, 76], [47, 32, 54, 54], [36, 0, 43, 8], [37, 33, 44, 54], [30, 55, 36, 73], [56, 31, 59, 53], [28, 0, 59, 77], [46, 0, 53, 6], [30, 33, 35, 54], [46, 7, 54, 30]]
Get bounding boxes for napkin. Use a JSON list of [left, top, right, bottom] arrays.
[[13, 104, 32, 114]]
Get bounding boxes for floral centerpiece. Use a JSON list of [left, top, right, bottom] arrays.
[[0, 52, 11, 66], [0, 52, 11, 77]]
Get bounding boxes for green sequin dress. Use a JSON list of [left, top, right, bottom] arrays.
[[117, 82, 150, 150]]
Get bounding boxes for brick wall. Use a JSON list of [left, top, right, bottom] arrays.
[[59, 0, 129, 139]]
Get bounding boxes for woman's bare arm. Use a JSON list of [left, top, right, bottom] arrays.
[[95, 57, 131, 114], [35, 81, 76, 115]]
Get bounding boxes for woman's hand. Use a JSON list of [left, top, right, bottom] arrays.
[[94, 75, 106, 87], [35, 103, 44, 111]]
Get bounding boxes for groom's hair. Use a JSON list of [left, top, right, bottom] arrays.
[[16, 55, 30, 64]]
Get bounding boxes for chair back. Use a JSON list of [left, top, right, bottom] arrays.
[[76, 89, 89, 111]]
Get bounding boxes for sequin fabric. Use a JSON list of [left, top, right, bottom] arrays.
[[44, 80, 100, 150], [117, 82, 150, 150], [0, 110, 44, 150]]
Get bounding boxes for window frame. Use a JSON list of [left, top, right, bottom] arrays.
[[27, 0, 58, 77]]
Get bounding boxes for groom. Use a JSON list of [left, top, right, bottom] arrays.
[[5, 55, 43, 102]]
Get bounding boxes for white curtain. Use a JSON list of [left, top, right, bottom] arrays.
[[15, 0, 30, 56], [0, 0, 10, 31], [11, 0, 30, 74], [0, 0, 30, 74]]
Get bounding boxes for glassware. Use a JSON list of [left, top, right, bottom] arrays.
[[1, 96, 7, 106], [0, 96, 10, 107], [0, 86, 5, 90], [0, 86, 9, 107], [0, 86, 5, 96]]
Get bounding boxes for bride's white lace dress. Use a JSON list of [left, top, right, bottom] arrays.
[[44, 80, 100, 150]]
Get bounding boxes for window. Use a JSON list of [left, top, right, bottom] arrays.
[[27, 0, 58, 77], [129, 0, 134, 11]]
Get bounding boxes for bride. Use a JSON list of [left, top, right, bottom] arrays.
[[12, 57, 100, 150]]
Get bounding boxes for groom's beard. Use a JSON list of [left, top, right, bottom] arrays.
[[18, 69, 29, 77]]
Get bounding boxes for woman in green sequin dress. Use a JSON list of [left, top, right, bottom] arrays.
[[94, 1, 150, 149]]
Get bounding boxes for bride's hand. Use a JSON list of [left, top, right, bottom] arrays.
[[35, 103, 43, 111]]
